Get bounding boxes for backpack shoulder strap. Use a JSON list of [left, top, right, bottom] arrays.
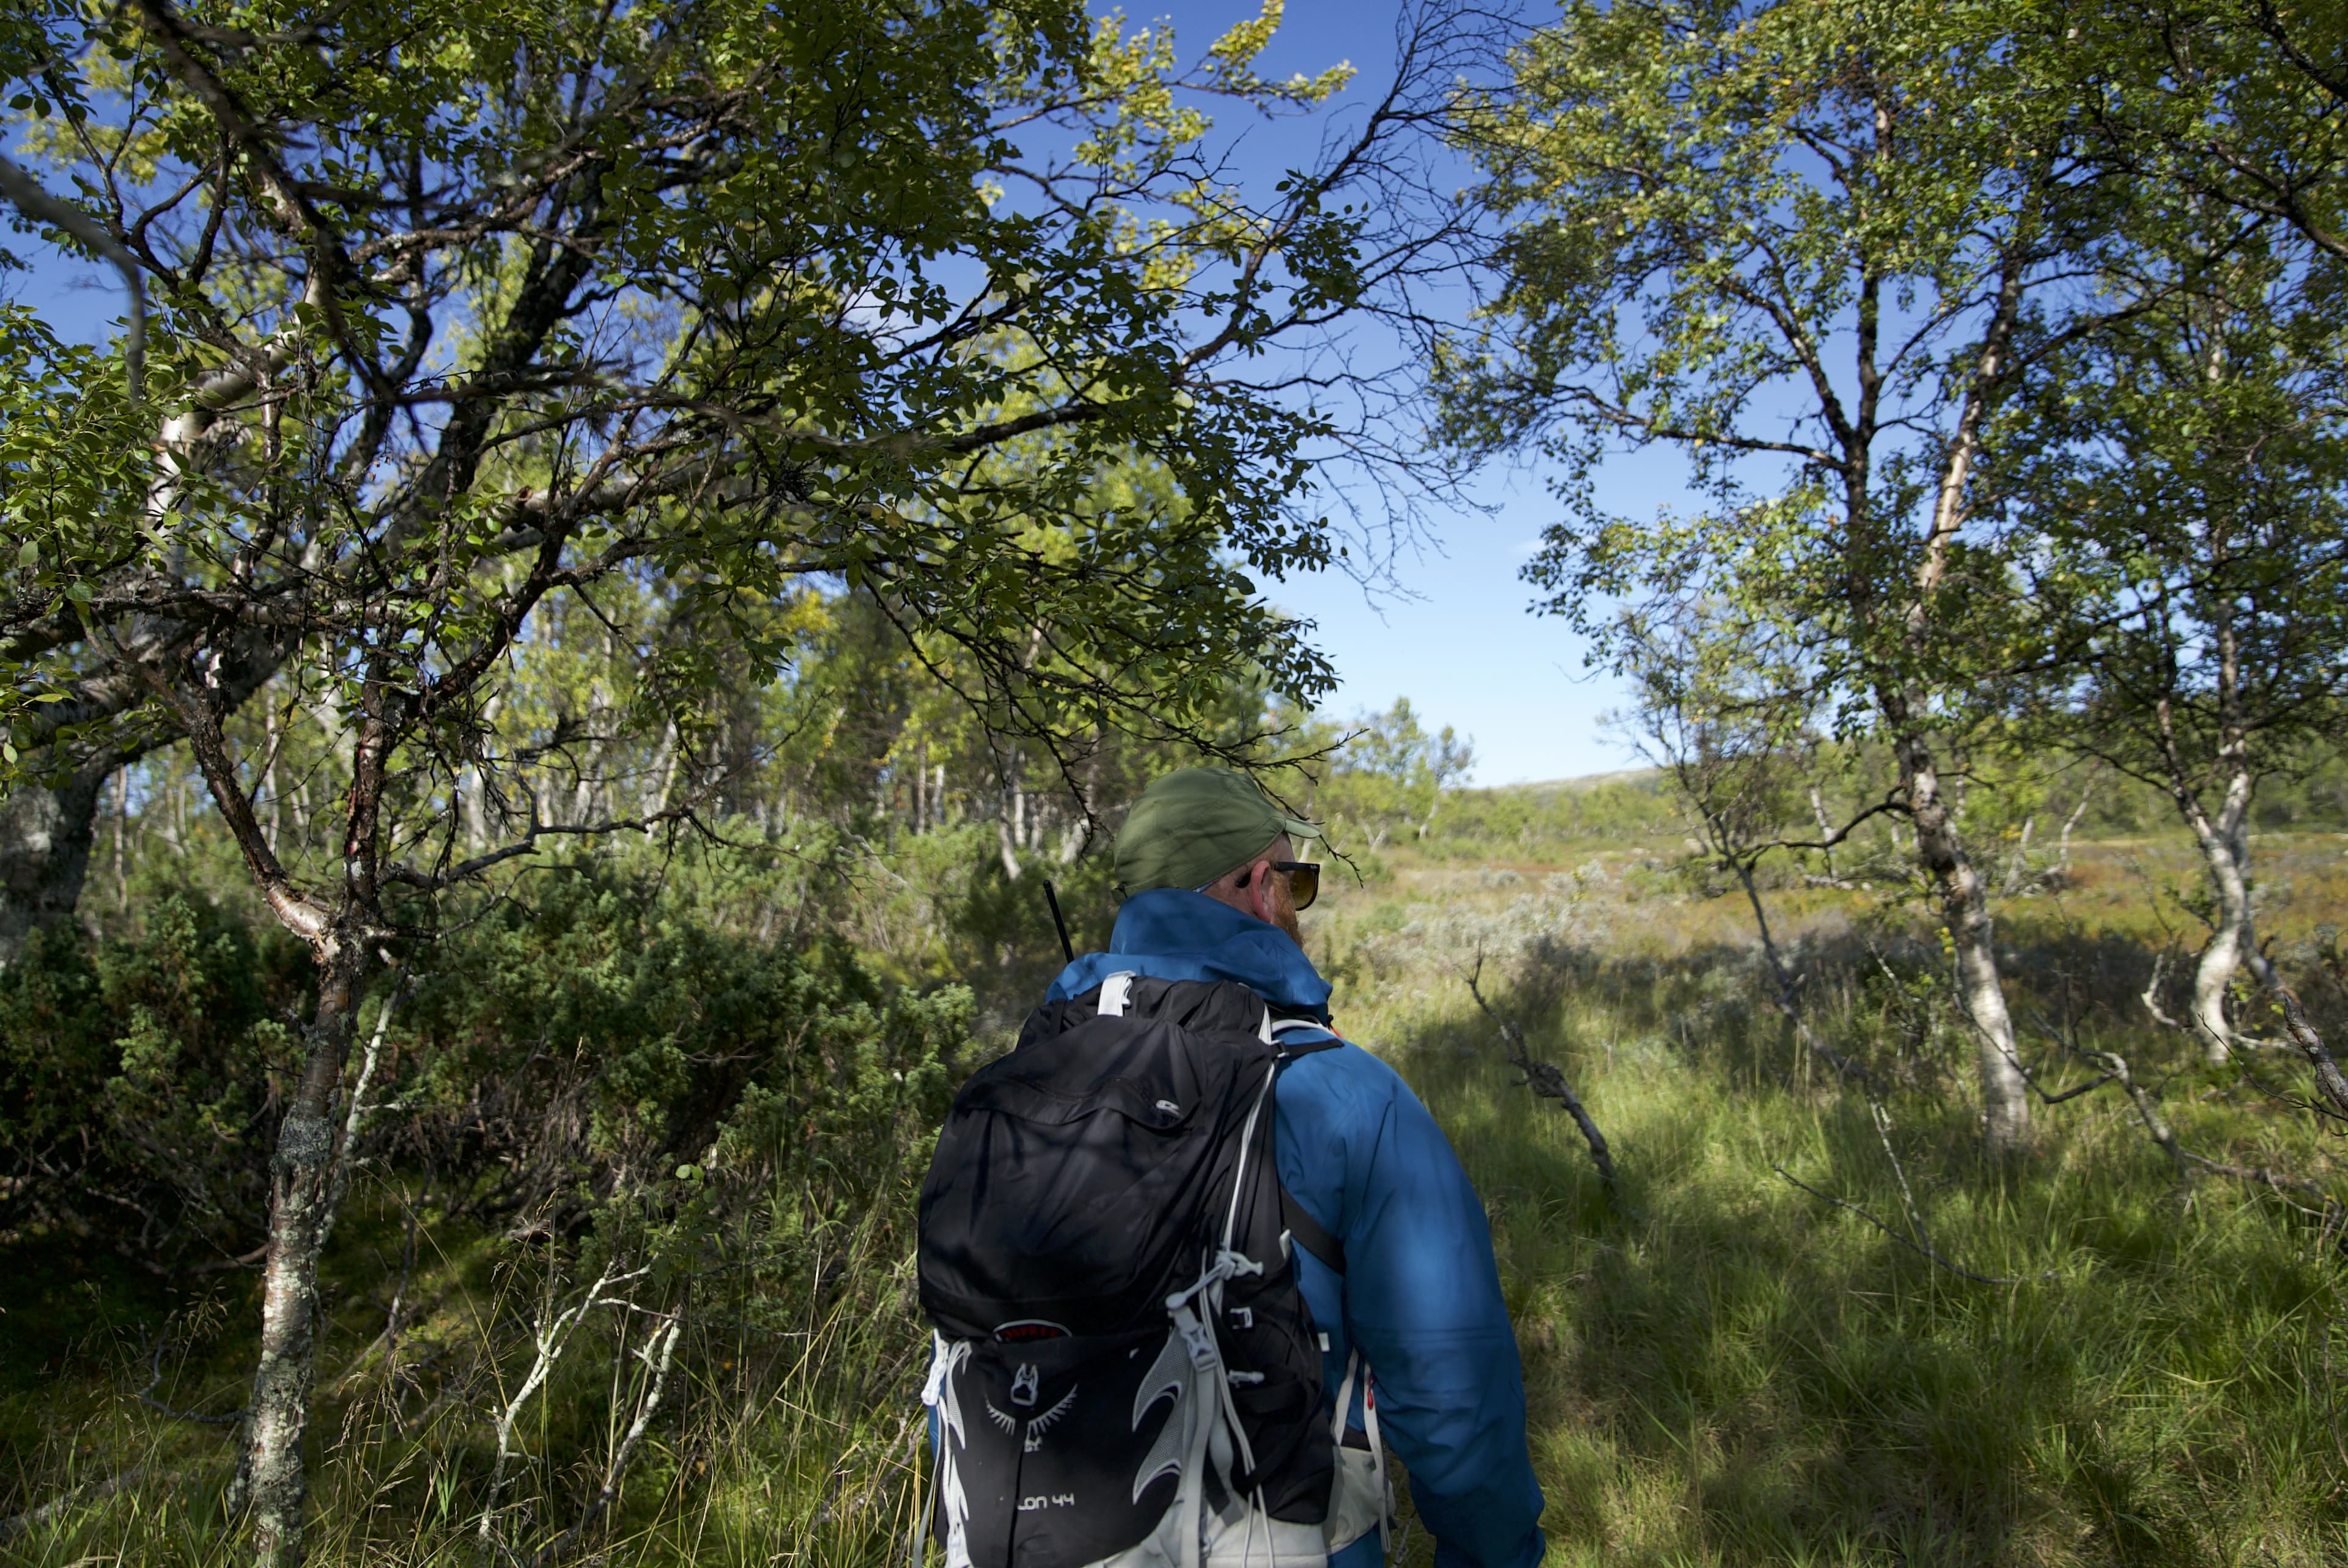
[[1267, 1017, 1344, 1272], [1268, 1016, 1341, 1055]]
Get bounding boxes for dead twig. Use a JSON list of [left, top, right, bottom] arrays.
[[331, 1173, 433, 1396], [1726, 857, 1875, 1086], [136, 1332, 246, 1427], [476, 1256, 648, 1560], [2180, 1154, 2340, 1221], [2141, 943, 2196, 1036], [2245, 949, 2348, 1125], [2026, 1012, 2181, 1174], [1463, 955, 1622, 1205], [0, 1466, 156, 1542], [2032, 1010, 2340, 1217], [323, 960, 415, 1251]]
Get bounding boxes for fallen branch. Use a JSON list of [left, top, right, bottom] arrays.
[[0, 1466, 155, 1542], [1463, 955, 1620, 1202]]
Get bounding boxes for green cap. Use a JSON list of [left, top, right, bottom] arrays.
[[1115, 767, 1322, 894]]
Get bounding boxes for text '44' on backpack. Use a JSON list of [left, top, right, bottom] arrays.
[[917, 974, 1390, 1568]]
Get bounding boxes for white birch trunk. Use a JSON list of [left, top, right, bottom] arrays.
[[261, 702, 284, 857], [2183, 765, 2254, 1065], [1894, 262, 2030, 1155], [1900, 734, 2031, 1155], [999, 764, 1025, 879], [997, 814, 1023, 880]]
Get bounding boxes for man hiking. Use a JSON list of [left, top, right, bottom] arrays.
[[917, 767, 1546, 1568]]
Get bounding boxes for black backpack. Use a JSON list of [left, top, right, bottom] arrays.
[[917, 973, 1343, 1568]]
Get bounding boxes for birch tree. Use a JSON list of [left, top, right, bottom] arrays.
[[2074, 0, 2348, 267], [1441, 0, 2147, 1154], [1996, 230, 2348, 1064]]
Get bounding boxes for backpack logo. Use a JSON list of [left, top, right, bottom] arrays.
[[994, 1319, 1069, 1343], [988, 1379, 1080, 1451], [1025, 1385, 1077, 1452], [1011, 1363, 1041, 1407]]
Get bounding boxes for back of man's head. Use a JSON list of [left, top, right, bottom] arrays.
[[1114, 767, 1320, 895]]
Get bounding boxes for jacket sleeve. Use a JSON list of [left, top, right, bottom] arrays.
[[1280, 1048, 1547, 1568]]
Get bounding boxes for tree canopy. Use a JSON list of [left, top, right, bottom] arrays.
[[0, 1, 1484, 1557]]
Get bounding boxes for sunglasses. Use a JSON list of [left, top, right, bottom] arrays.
[[1209, 859, 1319, 910], [1272, 861, 1321, 910]]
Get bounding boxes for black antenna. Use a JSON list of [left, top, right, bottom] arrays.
[[1042, 880, 1076, 964]]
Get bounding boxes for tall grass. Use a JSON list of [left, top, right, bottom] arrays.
[[1329, 837, 2348, 1566], [2, 1176, 934, 1567], [9, 833, 2348, 1564]]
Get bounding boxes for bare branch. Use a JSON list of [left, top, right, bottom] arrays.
[[523, 1312, 684, 1568], [1463, 954, 1622, 1203]]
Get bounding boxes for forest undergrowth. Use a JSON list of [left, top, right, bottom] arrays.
[[9, 827, 2348, 1567]]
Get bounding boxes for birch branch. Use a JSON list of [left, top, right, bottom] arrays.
[[0, 152, 144, 397], [321, 960, 413, 1251], [476, 1259, 648, 1559], [2243, 949, 2348, 1124], [524, 1312, 684, 1568]]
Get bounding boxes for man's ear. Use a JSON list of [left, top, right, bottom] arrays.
[[1246, 857, 1280, 924]]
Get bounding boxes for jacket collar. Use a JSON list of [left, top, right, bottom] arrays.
[[1044, 888, 1334, 1021]]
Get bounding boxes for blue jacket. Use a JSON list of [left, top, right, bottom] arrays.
[[1049, 890, 1547, 1568]]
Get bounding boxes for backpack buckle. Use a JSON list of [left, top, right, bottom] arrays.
[[1098, 971, 1137, 1017]]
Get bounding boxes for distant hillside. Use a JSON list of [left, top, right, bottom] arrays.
[[1454, 748, 2348, 853], [1494, 767, 1667, 795]]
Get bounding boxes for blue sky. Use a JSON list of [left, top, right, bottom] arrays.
[[1153, 0, 1659, 782], [4, 0, 1672, 784], [1270, 465, 1654, 784]]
